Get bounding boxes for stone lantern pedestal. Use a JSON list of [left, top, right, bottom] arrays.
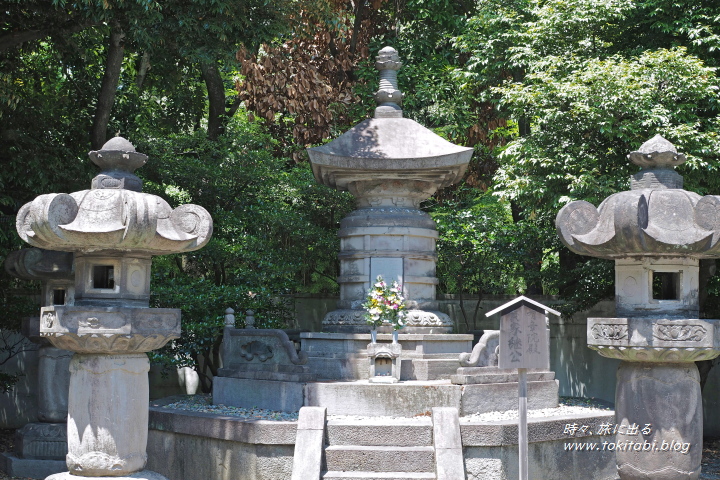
[[557, 135, 720, 479], [14, 137, 212, 480]]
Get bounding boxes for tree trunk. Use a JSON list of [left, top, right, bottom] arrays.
[[200, 60, 226, 140], [135, 52, 151, 91], [90, 24, 125, 150]]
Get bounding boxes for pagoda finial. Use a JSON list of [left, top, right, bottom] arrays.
[[374, 46, 403, 118]]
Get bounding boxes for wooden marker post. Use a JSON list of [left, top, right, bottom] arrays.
[[486, 296, 559, 480]]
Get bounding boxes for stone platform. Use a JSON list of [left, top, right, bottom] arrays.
[[215, 378, 559, 417], [300, 332, 474, 381]]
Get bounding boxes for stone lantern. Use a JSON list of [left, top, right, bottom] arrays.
[[2, 248, 74, 477], [308, 46, 473, 333], [15, 137, 212, 480], [556, 135, 720, 480]]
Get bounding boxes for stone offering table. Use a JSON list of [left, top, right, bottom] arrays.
[[14, 137, 212, 480], [556, 135, 720, 480]]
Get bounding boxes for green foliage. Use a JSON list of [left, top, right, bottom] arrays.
[[139, 115, 353, 389]]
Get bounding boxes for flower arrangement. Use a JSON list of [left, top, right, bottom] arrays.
[[362, 275, 407, 331]]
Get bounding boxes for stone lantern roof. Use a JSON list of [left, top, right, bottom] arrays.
[[556, 135, 720, 259], [15, 137, 212, 256], [308, 46, 473, 192]]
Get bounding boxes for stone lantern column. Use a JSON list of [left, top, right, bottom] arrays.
[[556, 135, 720, 480], [308, 47, 473, 333], [15, 137, 213, 480], [2, 249, 74, 476]]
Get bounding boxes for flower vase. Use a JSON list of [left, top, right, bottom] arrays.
[[392, 330, 399, 344], [371, 328, 377, 344]]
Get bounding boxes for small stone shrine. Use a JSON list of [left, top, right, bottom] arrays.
[[2, 248, 74, 478], [556, 135, 720, 480], [15, 137, 212, 480]]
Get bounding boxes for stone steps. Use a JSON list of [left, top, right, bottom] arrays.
[[326, 419, 433, 446], [322, 472, 436, 479], [324, 445, 435, 473]]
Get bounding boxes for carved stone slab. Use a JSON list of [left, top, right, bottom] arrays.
[[219, 328, 315, 382], [587, 317, 720, 362], [39, 305, 180, 353]]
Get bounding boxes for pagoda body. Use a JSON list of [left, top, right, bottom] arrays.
[[15, 137, 212, 480], [556, 135, 720, 480]]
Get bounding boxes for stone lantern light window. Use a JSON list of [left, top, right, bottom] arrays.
[[651, 270, 680, 301], [52, 288, 66, 305], [92, 265, 115, 290]]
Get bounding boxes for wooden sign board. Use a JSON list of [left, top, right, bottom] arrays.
[[487, 296, 555, 370]]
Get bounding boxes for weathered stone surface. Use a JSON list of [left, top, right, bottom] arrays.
[[324, 445, 435, 473], [218, 328, 314, 381], [615, 362, 702, 480], [46, 470, 169, 480], [39, 305, 180, 354], [290, 407, 326, 480], [588, 317, 720, 363], [433, 407, 464, 480], [66, 354, 150, 476], [0, 452, 66, 479], [459, 330, 499, 367], [15, 422, 67, 460], [367, 341, 402, 383], [213, 377, 304, 413], [36, 346, 72, 422]]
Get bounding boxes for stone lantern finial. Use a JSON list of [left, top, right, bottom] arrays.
[[628, 134, 687, 190], [89, 136, 148, 192], [374, 46, 403, 118]]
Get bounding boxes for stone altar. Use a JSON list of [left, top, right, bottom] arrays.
[[15, 136, 212, 480], [556, 135, 720, 479]]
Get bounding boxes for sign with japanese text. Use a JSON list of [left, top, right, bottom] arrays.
[[497, 302, 550, 370]]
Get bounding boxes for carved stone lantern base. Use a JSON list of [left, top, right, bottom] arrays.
[[588, 316, 720, 480]]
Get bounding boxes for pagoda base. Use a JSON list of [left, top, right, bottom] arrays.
[[322, 309, 454, 334]]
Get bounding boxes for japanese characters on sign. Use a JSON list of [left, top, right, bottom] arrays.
[[498, 303, 550, 370]]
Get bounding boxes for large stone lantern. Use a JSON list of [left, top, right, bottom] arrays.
[[15, 137, 212, 480], [308, 46, 473, 333], [556, 135, 720, 480]]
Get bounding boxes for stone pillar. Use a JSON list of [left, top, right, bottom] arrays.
[[65, 354, 149, 476], [615, 361, 701, 479]]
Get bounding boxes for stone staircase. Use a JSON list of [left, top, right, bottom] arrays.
[[288, 406, 465, 480], [322, 417, 437, 479]]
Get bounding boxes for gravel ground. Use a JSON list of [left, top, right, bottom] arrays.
[[2, 397, 719, 479]]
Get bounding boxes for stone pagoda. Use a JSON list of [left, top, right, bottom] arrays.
[[556, 135, 720, 480], [15, 137, 212, 480], [308, 46, 473, 334]]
